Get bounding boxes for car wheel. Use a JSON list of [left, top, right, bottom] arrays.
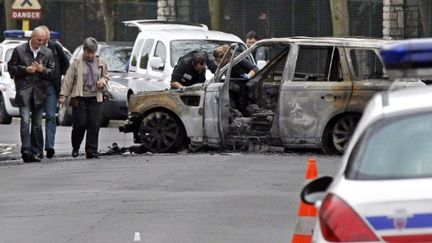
[[58, 104, 73, 126], [0, 94, 12, 124], [139, 111, 184, 153], [323, 114, 360, 154]]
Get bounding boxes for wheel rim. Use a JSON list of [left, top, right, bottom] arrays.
[[332, 115, 360, 153], [140, 111, 180, 153]]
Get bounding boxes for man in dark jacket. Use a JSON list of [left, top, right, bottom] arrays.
[[170, 51, 217, 89], [37, 26, 70, 159], [8, 26, 54, 163]]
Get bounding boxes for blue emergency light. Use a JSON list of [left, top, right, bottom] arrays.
[[4, 29, 61, 40], [381, 38, 432, 70]]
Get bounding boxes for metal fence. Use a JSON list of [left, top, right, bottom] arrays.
[[190, 0, 383, 41], [0, 0, 157, 51], [0, 0, 425, 53]]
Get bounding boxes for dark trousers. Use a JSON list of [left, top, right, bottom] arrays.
[[71, 97, 102, 155], [19, 99, 44, 155]]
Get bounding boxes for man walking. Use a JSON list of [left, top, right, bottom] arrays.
[[38, 26, 70, 159], [8, 26, 54, 162]]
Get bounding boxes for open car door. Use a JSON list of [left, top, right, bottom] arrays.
[[216, 43, 239, 146]]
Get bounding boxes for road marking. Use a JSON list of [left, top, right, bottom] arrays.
[[133, 232, 141, 241]]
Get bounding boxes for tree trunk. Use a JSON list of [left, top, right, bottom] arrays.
[[208, 0, 221, 30], [99, 0, 116, 41], [5, 0, 17, 29], [419, 0, 430, 37], [329, 0, 349, 37]]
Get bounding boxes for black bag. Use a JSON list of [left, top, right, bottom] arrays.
[[99, 64, 109, 102], [69, 97, 79, 107]]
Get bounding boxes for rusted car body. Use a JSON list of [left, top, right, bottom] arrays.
[[120, 37, 425, 154]]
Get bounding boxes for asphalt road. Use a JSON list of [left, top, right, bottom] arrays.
[[0, 120, 341, 243], [0, 118, 135, 162]]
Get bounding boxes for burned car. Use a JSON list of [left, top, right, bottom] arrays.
[[120, 37, 425, 154]]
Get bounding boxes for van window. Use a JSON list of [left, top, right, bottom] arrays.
[[294, 45, 342, 82], [130, 39, 143, 68], [153, 41, 166, 71], [350, 49, 385, 80], [139, 39, 154, 70]]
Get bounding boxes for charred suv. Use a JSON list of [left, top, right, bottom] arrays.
[[120, 37, 425, 154]]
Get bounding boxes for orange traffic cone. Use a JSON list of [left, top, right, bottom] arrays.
[[291, 158, 319, 243]]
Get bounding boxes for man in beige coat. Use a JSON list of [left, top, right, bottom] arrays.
[[59, 37, 109, 158]]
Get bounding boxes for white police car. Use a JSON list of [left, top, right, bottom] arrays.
[[301, 38, 432, 242], [0, 30, 71, 124]]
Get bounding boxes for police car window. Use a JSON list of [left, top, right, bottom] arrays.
[[5, 49, 13, 63], [350, 49, 386, 80], [294, 45, 341, 82], [139, 39, 154, 70], [170, 40, 244, 67], [4, 49, 14, 72], [345, 112, 432, 180], [153, 41, 166, 71]]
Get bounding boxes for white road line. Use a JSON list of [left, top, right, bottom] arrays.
[[133, 232, 141, 241]]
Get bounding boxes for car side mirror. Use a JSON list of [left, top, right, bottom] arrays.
[[149, 56, 164, 70], [257, 60, 267, 70], [301, 176, 333, 205]]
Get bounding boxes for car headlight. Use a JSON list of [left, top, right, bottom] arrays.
[[108, 82, 127, 94]]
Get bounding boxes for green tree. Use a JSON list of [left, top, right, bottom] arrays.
[[100, 0, 117, 41], [208, 0, 221, 30], [329, 0, 349, 37], [3, 0, 17, 29]]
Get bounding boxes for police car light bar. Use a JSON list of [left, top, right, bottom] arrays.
[[4, 30, 61, 40], [381, 38, 432, 79]]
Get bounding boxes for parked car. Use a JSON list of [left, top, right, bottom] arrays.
[[123, 19, 247, 102], [58, 42, 132, 127], [119, 37, 425, 154], [301, 38, 432, 242], [0, 30, 71, 124]]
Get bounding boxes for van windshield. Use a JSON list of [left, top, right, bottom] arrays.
[[170, 40, 245, 67]]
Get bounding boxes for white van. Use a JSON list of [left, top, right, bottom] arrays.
[[123, 20, 246, 102]]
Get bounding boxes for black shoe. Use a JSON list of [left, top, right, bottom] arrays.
[[46, 148, 55, 159], [71, 149, 79, 158], [37, 153, 44, 159], [29, 154, 41, 163], [22, 152, 31, 163], [86, 153, 99, 159]]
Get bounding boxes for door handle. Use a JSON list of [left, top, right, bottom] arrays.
[[321, 94, 339, 101]]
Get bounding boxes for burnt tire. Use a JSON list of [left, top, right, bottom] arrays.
[[322, 114, 360, 154], [139, 111, 184, 153], [0, 94, 12, 124]]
